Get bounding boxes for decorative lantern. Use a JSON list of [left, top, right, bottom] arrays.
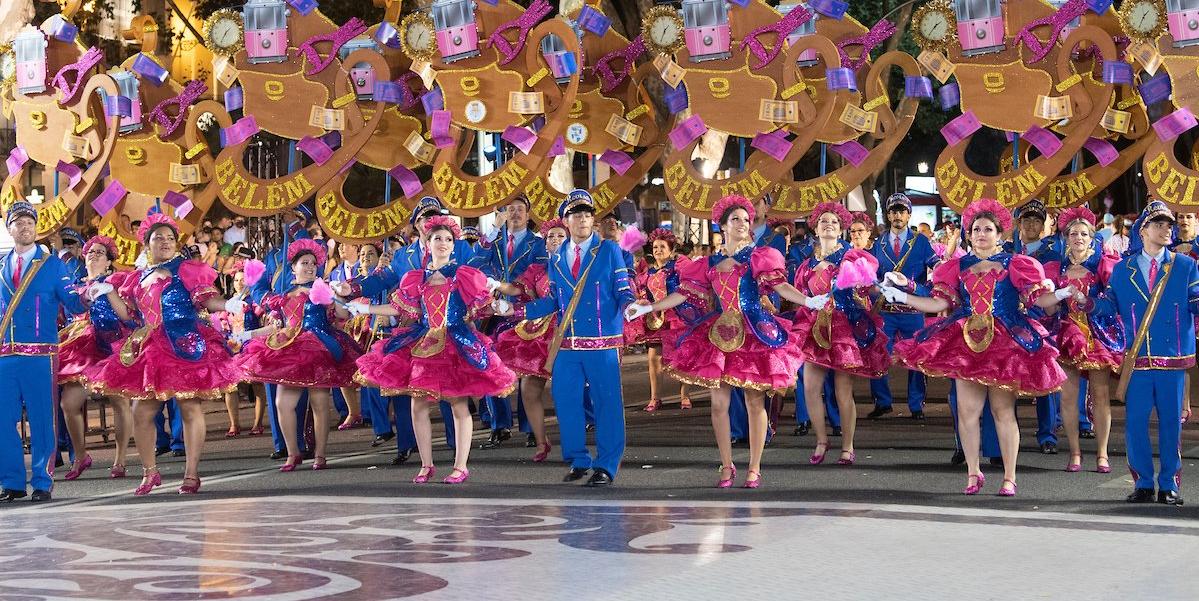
[[14, 27, 48, 94], [339, 38, 381, 99], [954, 0, 1006, 56], [682, 0, 732, 63], [432, 0, 480, 63], [778, 3, 819, 66], [243, 0, 289, 64], [540, 25, 580, 83], [1168, 0, 1199, 47], [109, 70, 144, 133]]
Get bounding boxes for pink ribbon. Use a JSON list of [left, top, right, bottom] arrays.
[[298, 18, 368, 76], [596, 36, 646, 95], [837, 19, 896, 72], [548, 135, 565, 157], [489, 0, 553, 66], [55, 160, 82, 189], [163, 190, 188, 209], [599, 149, 633, 175], [387, 164, 423, 199], [91, 180, 126, 216], [740, 4, 813, 69], [147, 80, 207, 139], [396, 72, 425, 110], [6, 146, 29, 175], [52, 46, 104, 103], [297, 135, 334, 165], [1016, 0, 1088, 64]]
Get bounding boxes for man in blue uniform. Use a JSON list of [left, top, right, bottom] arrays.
[[470, 195, 546, 448], [1091, 201, 1193, 505], [0, 202, 87, 502], [868, 193, 937, 420], [512, 190, 634, 487]]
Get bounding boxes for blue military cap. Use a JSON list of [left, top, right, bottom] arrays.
[[1015, 199, 1047, 221], [60, 227, 85, 245], [6, 201, 38, 227], [409, 196, 448, 225], [461, 225, 481, 240], [558, 189, 594, 218], [885, 192, 912, 212], [1128, 199, 1175, 256]]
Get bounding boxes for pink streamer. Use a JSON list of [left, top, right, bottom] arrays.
[[55, 160, 82, 189], [52, 46, 104, 102], [162, 190, 188, 209], [1016, 0, 1088, 64], [548, 135, 565, 157], [298, 18, 368, 76], [297, 135, 334, 165], [146, 80, 207, 139], [599, 149, 634, 175], [837, 20, 896, 72], [395, 72, 425, 110], [595, 36, 646, 95], [90, 180, 126, 216], [387, 164, 423, 199], [740, 4, 813, 69], [6, 146, 29, 175], [489, 0, 553, 65]]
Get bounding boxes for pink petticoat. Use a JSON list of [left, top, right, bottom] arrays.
[[1056, 318, 1121, 373], [661, 316, 803, 392], [83, 326, 241, 401], [791, 307, 890, 378], [355, 329, 517, 399], [57, 324, 108, 385], [237, 330, 363, 388], [495, 315, 556, 380]]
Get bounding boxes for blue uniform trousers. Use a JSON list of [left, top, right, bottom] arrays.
[[1126, 370, 1184, 493], [361, 388, 418, 452], [869, 312, 926, 412], [551, 349, 624, 476], [154, 398, 184, 451], [948, 381, 1001, 457], [0, 356, 58, 492], [264, 384, 309, 454], [1076, 379, 1093, 431], [1035, 392, 1060, 446]]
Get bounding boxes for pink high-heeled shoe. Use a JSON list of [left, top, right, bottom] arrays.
[[716, 464, 737, 489], [133, 468, 162, 496], [809, 442, 828, 465], [963, 472, 986, 495], [225, 428, 240, 438], [337, 415, 364, 431], [837, 450, 856, 466], [412, 465, 435, 484], [1096, 456, 1112, 474], [532, 442, 552, 463], [443, 467, 470, 484], [279, 455, 302, 472], [643, 399, 661, 413], [109, 464, 126, 479], [742, 470, 762, 489], [997, 479, 1017, 497], [64, 454, 93, 480], [178, 475, 201, 494], [1066, 456, 1082, 472], [248, 425, 265, 436], [311, 456, 327, 471]]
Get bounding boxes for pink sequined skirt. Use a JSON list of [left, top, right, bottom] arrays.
[[661, 316, 803, 391]]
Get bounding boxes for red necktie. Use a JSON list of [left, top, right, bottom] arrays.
[[1149, 257, 1158, 288], [507, 234, 515, 260], [12, 255, 22, 287], [571, 246, 582, 279], [892, 235, 901, 257]]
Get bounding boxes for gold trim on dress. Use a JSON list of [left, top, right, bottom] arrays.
[[963, 313, 995, 353], [412, 326, 447, 358], [708, 310, 746, 353]]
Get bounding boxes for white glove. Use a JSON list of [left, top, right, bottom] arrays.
[[625, 303, 653, 322], [486, 277, 502, 293], [230, 330, 253, 345], [492, 298, 513, 316], [483, 225, 500, 243], [883, 271, 909, 288], [1053, 285, 1077, 301], [86, 282, 114, 301], [223, 296, 246, 314], [880, 285, 908, 304], [346, 302, 371, 317], [331, 282, 353, 298], [803, 294, 830, 311]]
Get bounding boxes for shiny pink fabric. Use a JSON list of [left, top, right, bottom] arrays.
[[236, 293, 362, 388]]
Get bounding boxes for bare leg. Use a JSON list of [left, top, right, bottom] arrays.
[[647, 347, 661, 402], [1059, 365, 1082, 465], [744, 388, 768, 480], [521, 377, 549, 447], [60, 383, 88, 463], [224, 389, 241, 433], [709, 385, 734, 480], [1090, 370, 1113, 469], [338, 387, 361, 427], [449, 397, 473, 471], [110, 396, 132, 468], [177, 400, 207, 479], [988, 388, 1020, 488], [954, 379, 987, 481], [308, 388, 333, 459], [131, 399, 160, 483], [833, 370, 858, 457], [411, 397, 434, 468], [251, 383, 267, 430], [275, 386, 303, 459], [804, 363, 831, 454]]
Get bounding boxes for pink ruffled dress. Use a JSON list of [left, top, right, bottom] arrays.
[[83, 258, 241, 401], [495, 263, 556, 380], [355, 265, 517, 399], [58, 271, 134, 385], [625, 258, 688, 346], [236, 290, 363, 387], [1042, 251, 1125, 372], [893, 253, 1066, 396], [790, 248, 890, 378], [662, 246, 803, 391]]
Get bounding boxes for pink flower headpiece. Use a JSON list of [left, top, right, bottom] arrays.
[[422, 215, 461, 240], [539, 217, 566, 236], [1056, 206, 1097, 233], [962, 199, 1013, 233], [287, 238, 327, 266], [137, 212, 178, 243], [648, 227, 677, 246], [850, 211, 874, 229], [767, 218, 794, 235], [82, 235, 118, 261], [711, 194, 755, 224], [809, 202, 852, 228]]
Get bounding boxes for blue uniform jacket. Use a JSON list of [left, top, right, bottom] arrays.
[[469, 225, 547, 284], [355, 239, 475, 299], [1092, 250, 1199, 368], [0, 246, 86, 350], [873, 229, 938, 299], [522, 233, 635, 350]]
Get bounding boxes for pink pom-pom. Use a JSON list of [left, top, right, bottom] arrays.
[[835, 255, 879, 289], [308, 278, 335, 305], [619, 225, 648, 253], [243, 259, 266, 286]]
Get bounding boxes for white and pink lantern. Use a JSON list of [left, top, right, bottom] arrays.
[[954, 0, 1006, 56], [243, 0, 289, 64], [540, 25, 580, 83], [1168, 0, 1199, 47], [14, 27, 48, 95], [432, 0, 480, 63], [109, 70, 143, 133], [682, 0, 731, 63], [778, 3, 819, 67], [338, 38, 380, 99]]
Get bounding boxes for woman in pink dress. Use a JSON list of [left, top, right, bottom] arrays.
[[59, 236, 134, 480], [235, 239, 363, 472], [633, 228, 692, 412], [85, 213, 244, 496], [1040, 206, 1124, 474], [791, 202, 890, 467], [352, 216, 517, 484], [880, 199, 1068, 497], [492, 218, 567, 462], [626, 195, 811, 489]]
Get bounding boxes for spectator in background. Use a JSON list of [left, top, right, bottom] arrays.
[[848, 213, 874, 250], [225, 216, 248, 245], [917, 222, 933, 238], [1104, 216, 1132, 255]]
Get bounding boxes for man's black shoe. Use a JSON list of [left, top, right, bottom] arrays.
[[866, 406, 892, 419], [1126, 488, 1156, 503], [0, 488, 27, 502], [584, 469, 613, 487], [950, 449, 966, 465], [793, 420, 811, 436], [478, 429, 511, 449], [1158, 490, 1184, 506], [831, 426, 842, 437], [1039, 442, 1058, 455], [563, 467, 589, 482], [372, 432, 395, 448], [269, 449, 287, 460], [989, 456, 1004, 466], [585, 423, 596, 432], [392, 450, 412, 466], [29, 489, 51, 502], [170, 449, 186, 457], [1080, 429, 1096, 439], [155, 446, 170, 457], [525, 433, 537, 448], [910, 410, 926, 420]]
